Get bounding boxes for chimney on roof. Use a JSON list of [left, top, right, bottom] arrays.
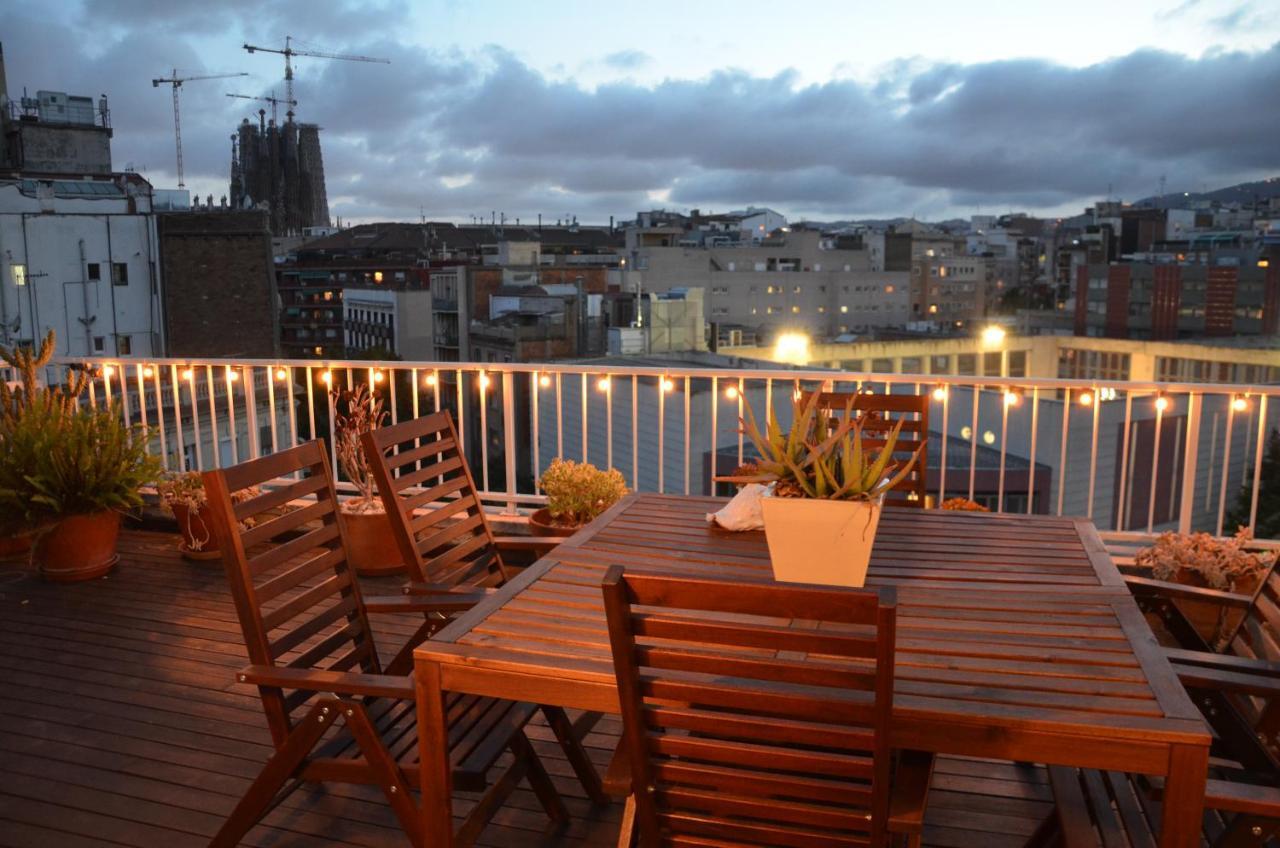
[[0, 42, 8, 108]]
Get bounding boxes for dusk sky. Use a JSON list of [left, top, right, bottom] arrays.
[[5, 0, 1279, 224]]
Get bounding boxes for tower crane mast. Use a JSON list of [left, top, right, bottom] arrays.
[[152, 70, 248, 188]]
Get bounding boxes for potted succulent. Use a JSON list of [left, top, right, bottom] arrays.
[[157, 471, 261, 561], [530, 458, 628, 537], [331, 384, 402, 575], [0, 332, 160, 581], [724, 392, 920, 587], [1136, 528, 1277, 646], [941, 497, 989, 512]]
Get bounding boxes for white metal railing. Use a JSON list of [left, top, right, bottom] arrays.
[[50, 356, 1280, 541]]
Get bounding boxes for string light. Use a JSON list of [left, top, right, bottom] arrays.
[[227, 368, 239, 382], [1078, 391, 1093, 406], [181, 368, 194, 380], [142, 365, 155, 378], [479, 373, 490, 390], [1155, 395, 1169, 412], [982, 430, 996, 445], [661, 378, 675, 392], [320, 370, 333, 385], [1232, 395, 1249, 412], [725, 384, 739, 400], [597, 376, 611, 392], [103, 364, 116, 377], [932, 385, 948, 401], [425, 373, 437, 386], [274, 367, 288, 381], [373, 370, 384, 383], [1003, 390, 1019, 407], [538, 373, 551, 388]]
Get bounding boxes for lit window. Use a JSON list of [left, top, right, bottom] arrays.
[[767, 306, 775, 315], [790, 305, 800, 314], [884, 285, 894, 293], [818, 306, 826, 313], [939, 267, 948, 278], [374, 271, 384, 283], [792, 286, 801, 294], [840, 305, 848, 313], [766, 285, 775, 294], [11, 264, 26, 286], [929, 304, 938, 314]]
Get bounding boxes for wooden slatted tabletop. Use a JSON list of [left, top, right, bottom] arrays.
[[415, 494, 1212, 847]]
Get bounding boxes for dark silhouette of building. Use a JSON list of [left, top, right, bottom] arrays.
[[229, 113, 329, 235]]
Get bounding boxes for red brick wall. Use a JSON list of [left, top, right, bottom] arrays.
[[471, 268, 504, 321], [1104, 265, 1131, 338], [540, 267, 608, 293], [1204, 267, 1238, 336], [1074, 265, 1089, 335], [1263, 268, 1280, 335], [1150, 265, 1181, 340]]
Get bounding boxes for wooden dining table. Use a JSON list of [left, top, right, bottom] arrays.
[[413, 493, 1212, 847]]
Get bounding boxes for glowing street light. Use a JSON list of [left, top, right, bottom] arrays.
[[981, 325, 1006, 346], [773, 332, 810, 365]]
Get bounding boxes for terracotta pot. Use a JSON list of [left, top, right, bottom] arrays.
[[342, 507, 404, 576], [35, 511, 121, 583], [1171, 567, 1228, 645], [762, 496, 883, 588], [528, 508, 579, 538], [170, 502, 222, 562], [0, 532, 33, 558]]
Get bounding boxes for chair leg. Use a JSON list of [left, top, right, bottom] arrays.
[[616, 795, 636, 848], [340, 698, 423, 848], [1215, 815, 1280, 847], [209, 698, 342, 848], [542, 705, 608, 803]]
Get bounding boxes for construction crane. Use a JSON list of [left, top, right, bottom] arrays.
[[152, 70, 248, 188], [242, 36, 389, 118], [225, 91, 298, 125]]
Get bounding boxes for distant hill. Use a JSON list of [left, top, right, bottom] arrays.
[[1132, 177, 1280, 210]]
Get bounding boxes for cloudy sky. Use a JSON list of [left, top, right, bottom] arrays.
[[5, 0, 1279, 224]]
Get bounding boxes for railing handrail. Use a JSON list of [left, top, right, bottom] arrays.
[[52, 356, 1280, 397]]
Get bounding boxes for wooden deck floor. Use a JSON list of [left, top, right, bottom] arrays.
[[0, 528, 1055, 847]]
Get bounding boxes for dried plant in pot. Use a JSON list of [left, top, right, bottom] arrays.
[[940, 497, 989, 512], [722, 392, 921, 587], [331, 384, 401, 575], [0, 332, 161, 581], [1136, 528, 1278, 647], [157, 472, 261, 562], [530, 458, 628, 537]]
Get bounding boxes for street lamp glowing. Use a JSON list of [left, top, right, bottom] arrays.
[[773, 332, 810, 365], [981, 325, 1006, 346]]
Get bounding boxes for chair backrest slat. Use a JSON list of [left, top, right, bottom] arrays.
[[603, 568, 897, 848], [805, 390, 929, 508], [361, 410, 509, 589], [203, 440, 379, 745]]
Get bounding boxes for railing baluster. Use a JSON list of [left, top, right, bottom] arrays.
[[968, 386, 979, 502], [186, 367, 202, 471], [1148, 395, 1164, 533], [997, 391, 1009, 513], [305, 366, 316, 451], [937, 387, 948, 505], [388, 367, 398, 426], [169, 365, 184, 470], [1087, 387, 1100, 520], [605, 373, 613, 472], [326, 380, 338, 482], [737, 378, 744, 467], [479, 371, 490, 493], [1216, 400, 1236, 537], [432, 369, 440, 412], [455, 368, 465, 456], [555, 372, 563, 460], [285, 367, 297, 453], [1250, 395, 1269, 534], [265, 366, 278, 455], [658, 374, 665, 494], [225, 366, 239, 464], [502, 371, 517, 512], [117, 364, 130, 427], [631, 374, 639, 489], [152, 365, 168, 469], [709, 376, 718, 497], [683, 376, 691, 496], [135, 365, 149, 439], [531, 373, 541, 491], [1027, 387, 1038, 514], [580, 372, 588, 464], [206, 365, 220, 469], [1116, 393, 1132, 530], [1177, 393, 1202, 533], [244, 366, 259, 460], [1057, 389, 1071, 516], [87, 369, 97, 407]]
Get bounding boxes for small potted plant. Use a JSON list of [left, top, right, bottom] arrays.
[[1136, 528, 1277, 646], [157, 471, 260, 561], [724, 392, 920, 587], [941, 497, 989, 512], [331, 384, 402, 575], [530, 458, 628, 537], [0, 332, 160, 581]]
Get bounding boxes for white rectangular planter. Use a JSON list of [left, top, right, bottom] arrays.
[[761, 497, 883, 587]]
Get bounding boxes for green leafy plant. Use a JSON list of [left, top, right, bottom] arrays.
[[0, 331, 159, 533], [538, 458, 628, 527], [724, 392, 921, 501]]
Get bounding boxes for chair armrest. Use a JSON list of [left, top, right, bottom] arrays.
[[1124, 575, 1253, 608], [403, 581, 497, 599], [1174, 662, 1280, 698], [494, 535, 561, 553], [1206, 778, 1280, 816], [236, 664, 413, 699], [1166, 647, 1280, 677], [363, 594, 476, 615]]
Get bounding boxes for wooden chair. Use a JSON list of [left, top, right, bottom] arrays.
[[361, 409, 608, 803], [202, 440, 569, 848], [601, 567, 933, 848], [805, 390, 929, 507]]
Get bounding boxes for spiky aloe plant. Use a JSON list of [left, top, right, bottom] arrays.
[[723, 391, 921, 501]]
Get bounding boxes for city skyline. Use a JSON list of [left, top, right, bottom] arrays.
[[5, 0, 1279, 224]]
